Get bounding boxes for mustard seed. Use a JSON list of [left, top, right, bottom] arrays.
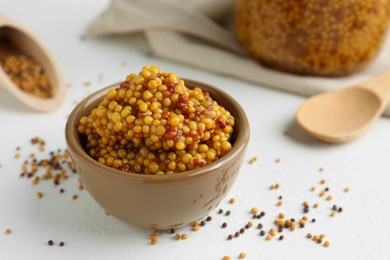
[[227, 234, 233, 240], [36, 192, 43, 199], [258, 223, 263, 229], [222, 256, 230, 260], [250, 207, 258, 214], [222, 223, 227, 228], [277, 201, 283, 207], [72, 194, 78, 200], [239, 252, 246, 259], [5, 229, 11, 235], [344, 187, 350, 193], [229, 198, 235, 204], [59, 242, 65, 247], [218, 209, 223, 214], [170, 229, 175, 234], [225, 211, 231, 216], [320, 179, 326, 184], [306, 233, 312, 239], [324, 241, 330, 248], [279, 235, 284, 241], [326, 195, 332, 201], [260, 230, 265, 236], [48, 240, 54, 246]]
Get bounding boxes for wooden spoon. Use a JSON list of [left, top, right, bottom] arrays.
[[0, 14, 65, 112], [296, 72, 390, 143]]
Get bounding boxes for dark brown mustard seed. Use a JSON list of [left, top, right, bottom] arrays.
[[299, 223, 305, 228], [279, 235, 284, 241], [260, 211, 265, 217], [325, 187, 329, 192], [222, 223, 227, 228], [228, 234, 233, 240], [278, 227, 283, 233], [225, 211, 231, 216], [60, 188, 65, 193], [338, 207, 343, 213], [170, 229, 175, 234], [59, 242, 65, 247], [332, 205, 337, 211], [218, 209, 223, 214], [278, 196, 283, 200], [317, 239, 322, 244], [312, 219, 316, 223], [257, 223, 263, 229], [206, 216, 212, 221], [235, 232, 240, 237], [240, 228, 245, 234], [245, 224, 250, 229], [48, 240, 54, 246], [260, 230, 265, 236], [200, 221, 206, 226]]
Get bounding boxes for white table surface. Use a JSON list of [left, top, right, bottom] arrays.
[[1, 1, 390, 259]]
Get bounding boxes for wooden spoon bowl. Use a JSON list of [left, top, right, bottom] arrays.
[[0, 14, 65, 112]]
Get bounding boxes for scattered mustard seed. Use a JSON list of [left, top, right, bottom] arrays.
[[344, 187, 350, 193], [36, 192, 43, 199], [330, 212, 336, 217], [239, 252, 246, 259], [229, 198, 236, 204], [326, 195, 333, 201], [181, 234, 188, 240], [324, 241, 330, 248], [306, 233, 312, 239], [320, 179, 326, 184], [72, 194, 78, 200], [222, 256, 230, 260], [249, 157, 257, 164], [250, 207, 258, 214], [277, 201, 283, 207], [5, 228, 11, 235]]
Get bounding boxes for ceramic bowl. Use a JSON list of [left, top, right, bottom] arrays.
[[65, 79, 250, 229]]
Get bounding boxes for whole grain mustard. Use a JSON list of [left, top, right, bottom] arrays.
[[77, 65, 235, 175]]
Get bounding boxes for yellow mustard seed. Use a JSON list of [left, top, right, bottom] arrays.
[[229, 198, 235, 204], [181, 234, 188, 240], [326, 195, 333, 201], [277, 201, 283, 207], [324, 241, 330, 247], [222, 256, 230, 260], [5, 229, 11, 235], [344, 187, 350, 193], [239, 252, 246, 259], [250, 207, 258, 214], [175, 233, 180, 240], [306, 233, 312, 239], [36, 192, 43, 199]]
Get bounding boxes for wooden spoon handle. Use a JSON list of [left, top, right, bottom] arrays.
[[359, 71, 390, 104]]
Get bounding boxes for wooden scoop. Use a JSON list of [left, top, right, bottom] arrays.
[[296, 72, 390, 143], [0, 14, 65, 112]]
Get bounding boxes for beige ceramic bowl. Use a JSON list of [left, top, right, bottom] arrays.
[[65, 79, 250, 229]]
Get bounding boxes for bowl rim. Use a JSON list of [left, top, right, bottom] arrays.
[[65, 79, 250, 183]]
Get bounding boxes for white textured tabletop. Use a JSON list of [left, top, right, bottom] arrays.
[[1, 1, 390, 259]]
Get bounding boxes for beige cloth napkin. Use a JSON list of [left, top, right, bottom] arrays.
[[88, 0, 390, 116]]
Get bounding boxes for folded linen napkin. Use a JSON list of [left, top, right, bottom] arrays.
[[87, 0, 390, 116]]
